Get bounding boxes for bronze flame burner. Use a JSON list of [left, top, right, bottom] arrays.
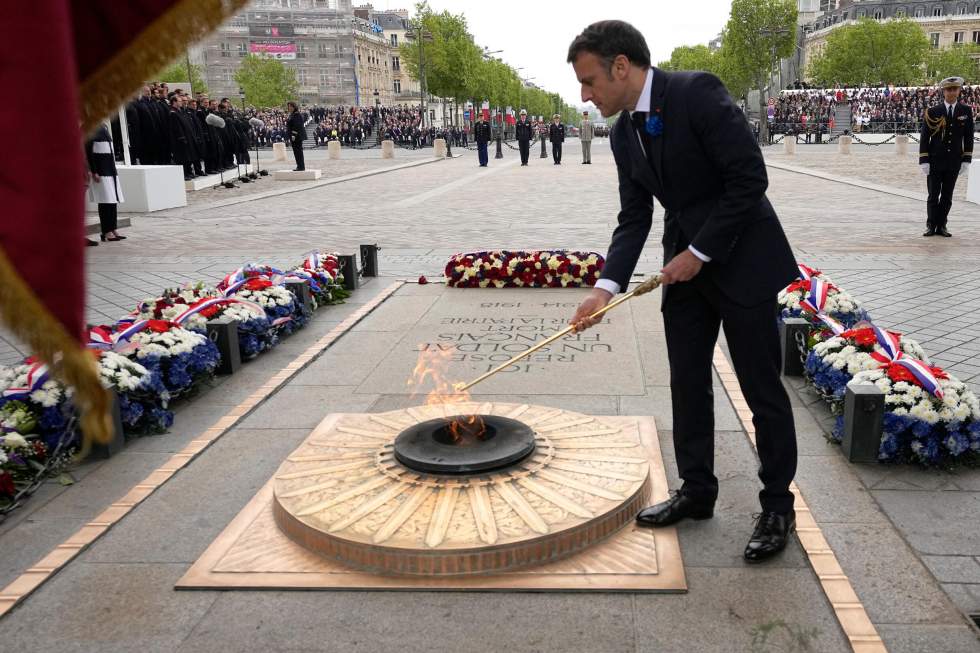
[[393, 415, 536, 475]]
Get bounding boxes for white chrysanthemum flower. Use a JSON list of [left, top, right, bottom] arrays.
[[2, 433, 29, 449]]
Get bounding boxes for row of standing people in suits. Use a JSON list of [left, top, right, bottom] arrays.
[[125, 83, 252, 180]]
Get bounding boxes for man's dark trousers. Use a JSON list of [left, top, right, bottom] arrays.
[[519, 141, 530, 164], [927, 169, 958, 229], [292, 140, 305, 171], [478, 142, 488, 166], [662, 268, 797, 513], [552, 142, 562, 163]]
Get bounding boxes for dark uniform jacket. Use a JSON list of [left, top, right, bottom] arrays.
[[473, 120, 492, 144], [919, 102, 974, 172], [84, 125, 118, 177], [549, 122, 565, 143], [288, 111, 306, 144], [515, 119, 534, 142], [606, 67, 796, 308], [167, 108, 193, 163]]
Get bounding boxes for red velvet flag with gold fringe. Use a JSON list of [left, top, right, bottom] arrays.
[[0, 0, 247, 451]]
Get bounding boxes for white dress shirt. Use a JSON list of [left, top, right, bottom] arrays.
[[595, 68, 710, 297]]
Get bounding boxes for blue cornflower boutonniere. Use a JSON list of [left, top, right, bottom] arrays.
[[646, 111, 663, 138]]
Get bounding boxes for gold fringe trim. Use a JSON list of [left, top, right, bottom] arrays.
[[924, 109, 946, 138], [79, 0, 250, 134], [0, 249, 112, 450]]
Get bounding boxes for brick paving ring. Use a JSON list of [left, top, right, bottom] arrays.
[[272, 402, 651, 576]]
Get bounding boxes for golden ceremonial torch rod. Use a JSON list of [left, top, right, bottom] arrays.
[[453, 274, 663, 394]]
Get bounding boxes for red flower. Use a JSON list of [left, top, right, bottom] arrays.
[[0, 471, 15, 497], [32, 441, 47, 460], [146, 320, 176, 333], [199, 305, 222, 319], [244, 278, 273, 291], [418, 275, 428, 285], [841, 328, 877, 347], [885, 363, 916, 384]]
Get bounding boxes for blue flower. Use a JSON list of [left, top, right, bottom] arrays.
[[645, 114, 663, 138], [879, 434, 901, 459], [944, 431, 969, 456]]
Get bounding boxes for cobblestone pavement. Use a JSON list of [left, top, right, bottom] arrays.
[[766, 143, 969, 201], [3, 138, 980, 648]]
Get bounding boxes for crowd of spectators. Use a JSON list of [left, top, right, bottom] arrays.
[[769, 90, 837, 137], [772, 86, 980, 134]]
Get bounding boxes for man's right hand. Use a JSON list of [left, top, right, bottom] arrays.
[[920, 163, 930, 175], [571, 287, 613, 332], [92, 173, 101, 183]]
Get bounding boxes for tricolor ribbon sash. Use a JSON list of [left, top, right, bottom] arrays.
[[797, 264, 821, 281], [172, 297, 264, 325], [2, 360, 49, 399], [868, 324, 944, 398], [798, 277, 845, 335]]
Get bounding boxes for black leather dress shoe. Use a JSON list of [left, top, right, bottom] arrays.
[[744, 511, 796, 563], [937, 227, 952, 237], [636, 493, 714, 527], [923, 227, 936, 237]]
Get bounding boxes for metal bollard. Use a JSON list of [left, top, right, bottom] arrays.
[[90, 392, 127, 459], [338, 254, 359, 290], [540, 133, 548, 158], [285, 281, 313, 316], [841, 383, 884, 463], [779, 317, 811, 377], [359, 244, 379, 277], [207, 316, 242, 375]]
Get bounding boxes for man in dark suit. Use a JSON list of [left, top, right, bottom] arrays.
[[919, 76, 973, 238], [567, 20, 799, 563], [287, 101, 306, 171], [474, 116, 492, 167], [515, 109, 534, 166], [548, 114, 565, 164]]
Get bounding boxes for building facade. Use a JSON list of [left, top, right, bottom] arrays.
[[192, 0, 418, 107], [373, 12, 421, 105], [801, 0, 980, 81]]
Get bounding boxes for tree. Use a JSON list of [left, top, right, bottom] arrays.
[[234, 54, 298, 108], [662, 45, 716, 73], [925, 45, 980, 85], [723, 0, 798, 143], [807, 18, 930, 87], [155, 58, 208, 95]]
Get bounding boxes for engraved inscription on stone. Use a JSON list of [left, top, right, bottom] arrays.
[[357, 289, 645, 396]]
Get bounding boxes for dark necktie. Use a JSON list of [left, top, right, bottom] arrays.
[[948, 105, 954, 122], [631, 111, 654, 167]]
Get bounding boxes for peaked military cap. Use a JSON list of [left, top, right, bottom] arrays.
[[940, 76, 965, 89]]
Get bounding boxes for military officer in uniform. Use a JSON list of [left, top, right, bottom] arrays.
[[920, 76, 973, 237], [549, 113, 566, 164], [515, 109, 534, 166], [474, 115, 492, 167], [579, 109, 594, 164]]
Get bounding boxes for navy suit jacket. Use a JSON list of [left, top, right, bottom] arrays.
[[603, 67, 797, 307]]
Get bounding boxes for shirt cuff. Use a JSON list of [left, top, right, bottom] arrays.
[[688, 245, 712, 262], [594, 278, 621, 295]]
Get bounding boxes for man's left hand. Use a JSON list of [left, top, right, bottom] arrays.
[[961, 162, 971, 175], [660, 249, 704, 286]]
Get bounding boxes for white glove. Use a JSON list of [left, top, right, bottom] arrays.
[[961, 162, 970, 175], [920, 163, 930, 175]]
